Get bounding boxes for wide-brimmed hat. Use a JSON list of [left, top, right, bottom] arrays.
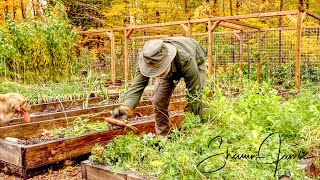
[[138, 39, 177, 77]]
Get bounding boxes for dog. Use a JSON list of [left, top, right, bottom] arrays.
[[0, 93, 30, 126]]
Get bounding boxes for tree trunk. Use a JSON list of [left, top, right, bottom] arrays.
[[222, 0, 225, 16], [13, 1, 16, 19], [306, 0, 309, 9], [229, 0, 233, 16], [4, 0, 9, 19], [123, 0, 129, 25], [299, 0, 303, 6], [236, 0, 241, 15], [214, 0, 217, 14], [20, 0, 26, 19], [156, 0, 160, 23], [31, 0, 36, 16], [184, 0, 188, 14]]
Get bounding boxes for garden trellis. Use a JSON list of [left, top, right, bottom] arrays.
[[79, 5, 319, 89]]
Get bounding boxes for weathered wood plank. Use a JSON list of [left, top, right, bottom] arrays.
[[0, 160, 23, 177], [85, 162, 126, 180], [24, 114, 184, 168], [10, 94, 185, 125], [29, 96, 105, 113], [0, 101, 186, 139], [0, 140, 23, 166], [82, 160, 144, 180]]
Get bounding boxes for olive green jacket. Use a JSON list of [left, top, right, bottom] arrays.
[[122, 36, 207, 117]]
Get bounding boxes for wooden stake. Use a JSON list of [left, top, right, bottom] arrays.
[[124, 29, 129, 83], [295, 10, 303, 89], [211, 20, 222, 32], [239, 32, 244, 73], [180, 24, 188, 33], [188, 22, 192, 37], [110, 31, 116, 84], [208, 21, 213, 74], [299, 5, 320, 21], [286, 14, 297, 25], [257, 31, 261, 83]]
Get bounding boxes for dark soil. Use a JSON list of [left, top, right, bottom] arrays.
[[0, 166, 81, 180], [17, 110, 184, 145], [18, 134, 65, 145]]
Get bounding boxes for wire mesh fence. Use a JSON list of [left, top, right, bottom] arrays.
[[81, 26, 319, 89], [301, 27, 320, 84], [77, 33, 112, 80]]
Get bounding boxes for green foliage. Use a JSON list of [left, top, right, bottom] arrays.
[[0, 3, 77, 83], [0, 79, 85, 104], [58, 0, 320, 29], [52, 117, 109, 138], [89, 83, 320, 179]]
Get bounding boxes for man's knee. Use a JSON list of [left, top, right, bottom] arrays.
[[153, 96, 170, 112]]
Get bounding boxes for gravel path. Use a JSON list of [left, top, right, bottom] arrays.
[[0, 166, 81, 180]]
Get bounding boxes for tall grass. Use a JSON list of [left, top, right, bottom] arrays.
[[0, 3, 77, 83]]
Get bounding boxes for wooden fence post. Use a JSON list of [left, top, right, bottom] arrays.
[[110, 30, 116, 84], [124, 29, 129, 84], [239, 32, 244, 75], [188, 22, 192, 37], [295, 7, 303, 89], [208, 20, 213, 75], [124, 29, 134, 84], [257, 31, 261, 83]]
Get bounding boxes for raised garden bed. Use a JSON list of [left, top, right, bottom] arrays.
[[81, 160, 148, 180], [1, 100, 186, 139], [0, 113, 184, 179], [29, 95, 110, 114], [8, 94, 185, 126]]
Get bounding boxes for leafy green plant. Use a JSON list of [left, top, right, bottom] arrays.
[[0, 2, 77, 83], [89, 83, 320, 179], [52, 116, 109, 138], [0, 79, 85, 104]]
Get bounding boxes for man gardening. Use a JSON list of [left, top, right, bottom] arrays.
[[112, 36, 206, 136]]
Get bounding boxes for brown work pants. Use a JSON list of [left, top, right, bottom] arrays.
[[153, 64, 206, 136]]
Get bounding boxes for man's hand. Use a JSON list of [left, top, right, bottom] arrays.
[[111, 105, 133, 120], [111, 108, 129, 120]]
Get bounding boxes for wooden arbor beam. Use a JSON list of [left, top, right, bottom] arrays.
[[286, 15, 297, 25], [220, 22, 245, 30], [180, 22, 192, 37], [226, 20, 261, 30], [134, 27, 185, 35], [210, 20, 222, 32], [78, 29, 111, 35], [299, 5, 320, 21], [286, 12, 306, 26], [124, 10, 299, 30]]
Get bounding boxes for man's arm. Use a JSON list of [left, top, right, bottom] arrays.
[[122, 67, 149, 109]]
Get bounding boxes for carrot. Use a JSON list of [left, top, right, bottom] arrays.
[[105, 117, 128, 127], [23, 111, 31, 123]]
